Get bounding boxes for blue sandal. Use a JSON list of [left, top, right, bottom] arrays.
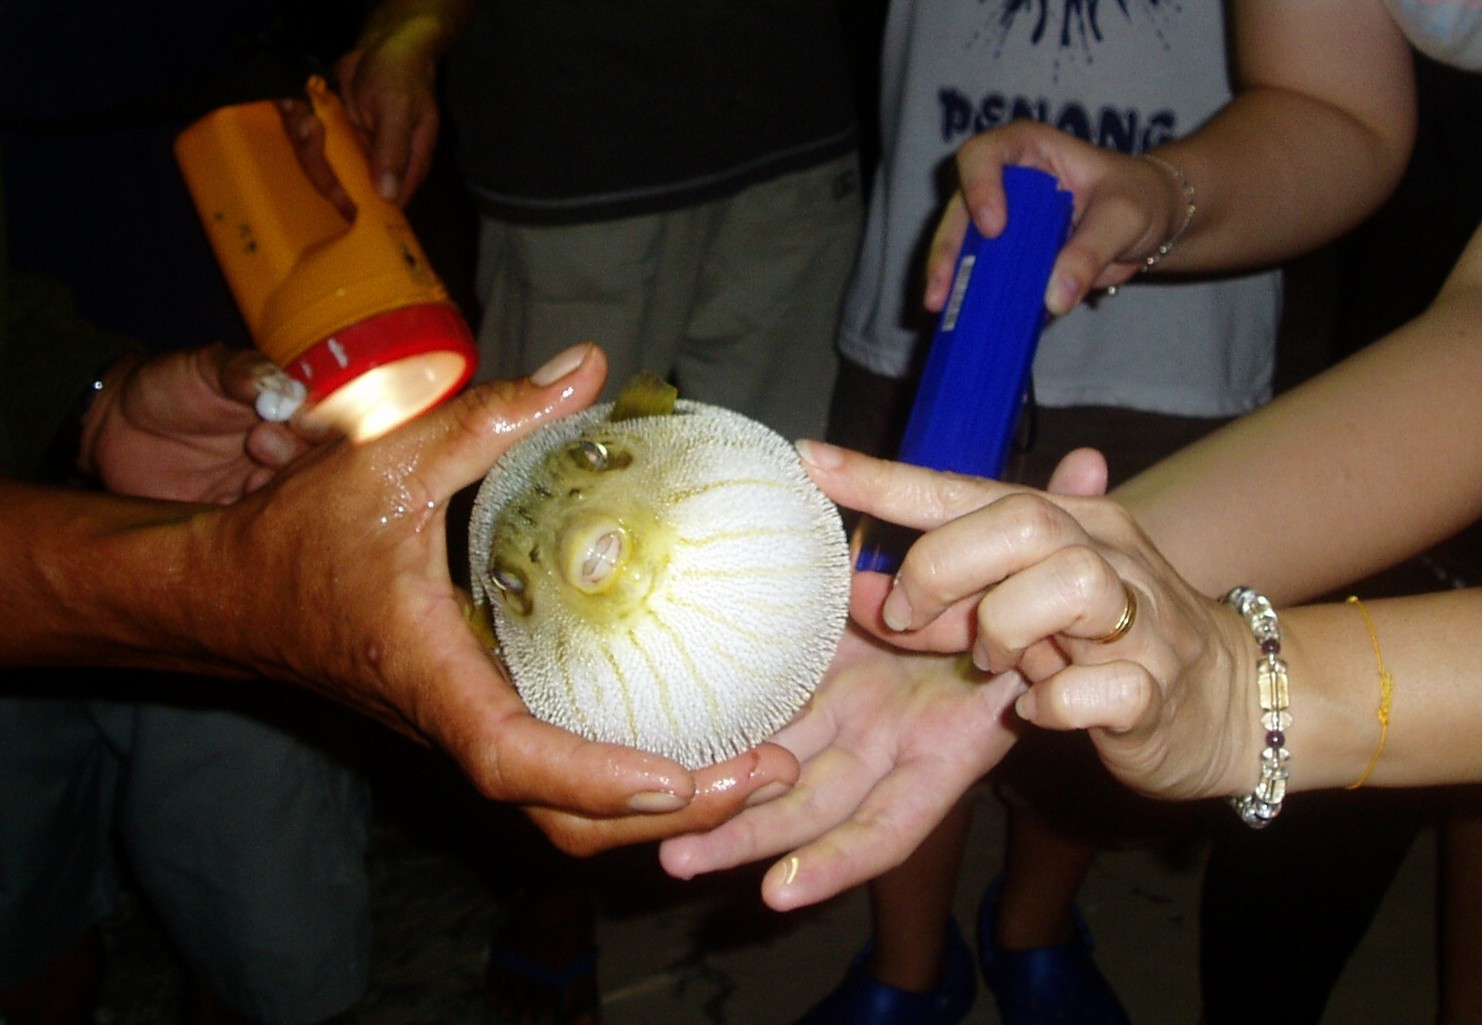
[[976, 876, 1131, 1025], [484, 944, 600, 1024], [790, 918, 976, 1025]]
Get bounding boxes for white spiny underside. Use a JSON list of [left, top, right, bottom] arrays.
[[469, 400, 850, 769]]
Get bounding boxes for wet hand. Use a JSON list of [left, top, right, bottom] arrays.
[[190, 344, 793, 852]]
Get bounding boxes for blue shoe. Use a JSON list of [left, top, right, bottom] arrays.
[[791, 918, 976, 1025], [976, 876, 1131, 1025]]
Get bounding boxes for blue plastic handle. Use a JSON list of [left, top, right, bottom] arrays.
[[856, 166, 1073, 573]]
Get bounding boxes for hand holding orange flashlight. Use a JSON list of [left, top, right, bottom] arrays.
[[175, 75, 476, 443]]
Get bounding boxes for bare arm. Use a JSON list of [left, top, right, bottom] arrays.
[[661, 207, 1482, 903], [0, 481, 219, 673], [789, 453, 1482, 799], [1155, 0, 1418, 269], [1119, 217, 1482, 603], [2, 345, 798, 853], [928, 0, 1418, 313], [1210, 592, 1482, 794]]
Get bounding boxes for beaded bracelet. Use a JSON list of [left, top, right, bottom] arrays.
[[1223, 586, 1291, 828]]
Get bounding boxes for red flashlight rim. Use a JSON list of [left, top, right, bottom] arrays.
[[285, 303, 477, 405]]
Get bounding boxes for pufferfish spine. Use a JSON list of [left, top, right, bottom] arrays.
[[468, 393, 851, 770]]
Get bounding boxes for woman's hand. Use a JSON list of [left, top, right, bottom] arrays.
[[798, 440, 1261, 806], [659, 441, 1246, 912], [924, 121, 1195, 317], [661, 624, 1025, 910]]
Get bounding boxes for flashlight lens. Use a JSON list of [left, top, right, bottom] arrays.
[[308, 352, 471, 442]]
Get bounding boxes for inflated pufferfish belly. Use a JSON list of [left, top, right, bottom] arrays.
[[468, 391, 850, 770]]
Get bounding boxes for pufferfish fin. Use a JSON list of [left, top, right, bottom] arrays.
[[609, 372, 678, 422], [459, 591, 501, 653]]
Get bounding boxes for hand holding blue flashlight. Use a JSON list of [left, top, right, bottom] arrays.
[[856, 166, 1073, 573]]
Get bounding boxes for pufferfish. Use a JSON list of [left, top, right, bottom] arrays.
[[467, 375, 851, 770]]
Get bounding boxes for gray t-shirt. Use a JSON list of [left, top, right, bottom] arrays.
[[840, 1, 1282, 418]]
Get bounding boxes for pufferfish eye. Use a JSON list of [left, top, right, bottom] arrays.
[[570, 439, 609, 471]]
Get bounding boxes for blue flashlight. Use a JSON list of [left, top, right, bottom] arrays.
[[855, 165, 1073, 574]]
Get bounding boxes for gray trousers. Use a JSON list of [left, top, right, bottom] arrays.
[[0, 688, 370, 1024]]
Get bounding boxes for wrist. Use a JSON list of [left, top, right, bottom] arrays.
[[1137, 153, 1196, 272], [1222, 600, 1383, 803], [176, 503, 273, 679], [183, 498, 316, 689], [76, 353, 144, 479], [1220, 587, 1291, 827], [1277, 603, 1381, 792], [1211, 602, 1265, 799]]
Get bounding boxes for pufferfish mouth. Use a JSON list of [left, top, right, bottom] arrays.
[[466, 378, 851, 771], [553, 510, 631, 595]]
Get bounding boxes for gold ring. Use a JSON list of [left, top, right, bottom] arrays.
[[1092, 581, 1138, 644]]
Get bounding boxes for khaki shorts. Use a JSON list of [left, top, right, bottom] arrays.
[[474, 154, 863, 441]]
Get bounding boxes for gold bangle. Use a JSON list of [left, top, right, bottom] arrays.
[[1345, 595, 1393, 789]]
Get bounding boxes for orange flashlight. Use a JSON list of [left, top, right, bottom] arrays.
[[175, 75, 477, 442]]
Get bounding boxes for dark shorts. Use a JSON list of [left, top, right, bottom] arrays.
[[0, 682, 371, 1022]]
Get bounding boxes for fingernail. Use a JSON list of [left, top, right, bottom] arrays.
[[925, 269, 948, 302], [1044, 273, 1076, 316], [530, 343, 590, 386], [254, 370, 308, 422], [974, 206, 1001, 236], [1015, 688, 1037, 720], [795, 438, 842, 469], [627, 790, 688, 814], [781, 855, 801, 887], [376, 172, 400, 202], [255, 425, 298, 465], [744, 781, 791, 807], [881, 581, 913, 631]]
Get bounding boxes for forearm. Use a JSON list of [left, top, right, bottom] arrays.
[[1117, 220, 1482, 603], [0, 479, 238, 677], [1150, 0, 1415, 273], [1277, 591, 1482, 792]]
